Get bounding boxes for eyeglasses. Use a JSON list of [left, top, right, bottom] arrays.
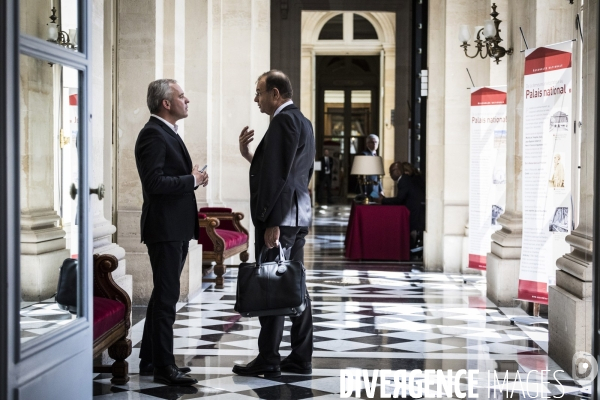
[[255, 89, 272, 97]]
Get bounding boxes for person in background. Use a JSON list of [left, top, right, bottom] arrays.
[[318, 149, 333, 205], [376, 161, 425, 248], [360, 134, 383, 199]]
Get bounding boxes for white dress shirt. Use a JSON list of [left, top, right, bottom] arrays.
[[274, 100, 294, 117], [151, 114, 178, 134]]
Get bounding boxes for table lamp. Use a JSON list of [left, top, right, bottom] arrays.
[[350, 155, 384, 204]]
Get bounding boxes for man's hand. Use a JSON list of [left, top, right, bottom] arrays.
[[192, 165, 209, 187], [239, 126, 255, 163], [264, 226, 280, 249]]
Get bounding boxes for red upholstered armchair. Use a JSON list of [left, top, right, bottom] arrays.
[[92, 253, 132, 384], [198, 207, 249, 288]]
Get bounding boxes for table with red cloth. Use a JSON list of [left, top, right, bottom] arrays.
[[345, 203, 411, 261]]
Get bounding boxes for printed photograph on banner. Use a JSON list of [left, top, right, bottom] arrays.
[[468, 86, 507, 270], [518, 41, 572, 304], [549, 153, 565, 189]]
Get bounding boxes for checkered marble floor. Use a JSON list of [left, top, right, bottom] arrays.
[[20, 298, 76, 344], [92, 206, 590, 399]]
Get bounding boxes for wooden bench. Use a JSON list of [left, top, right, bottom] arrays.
[[92, 253, 132, 384], [198, 207, 249, 288]]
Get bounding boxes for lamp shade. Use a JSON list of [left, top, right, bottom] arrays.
[[350, 156, 384, 175], [47, 22, 59, 41], [458, 25, 471, 43], [483, 20, 496, 38]]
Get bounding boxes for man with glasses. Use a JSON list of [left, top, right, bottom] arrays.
[[235, 70, 315, 377]]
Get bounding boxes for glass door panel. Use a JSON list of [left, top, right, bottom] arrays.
[[324, 90, 345, 199], [19, 54, 80, 344]]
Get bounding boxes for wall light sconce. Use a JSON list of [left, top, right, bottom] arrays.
[[46, 7, 77, 50], [459, 3, 512, 64]]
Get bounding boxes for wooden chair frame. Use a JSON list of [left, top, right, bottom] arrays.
[[92, 253, 132, 384], [199, 211, 249, 288]]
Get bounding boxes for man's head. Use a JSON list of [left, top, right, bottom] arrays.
[[402, 162, 415, 176], [366, 134, 379, 153], [147, 79, 189, 123], [324, 149, 330, 157], [389, 162, 403, 181], [254, 70, 293, 116], [554, 154, 561, 164]]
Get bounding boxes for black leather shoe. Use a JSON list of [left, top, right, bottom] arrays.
[[281, 357, 312, 374], [140, 360, 191, 376], [153, 365, 197, 386], [232, 356, 281, 378]]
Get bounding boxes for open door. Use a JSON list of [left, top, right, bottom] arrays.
[[1, 0, 94, 398]]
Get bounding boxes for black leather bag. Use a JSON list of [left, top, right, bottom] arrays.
[[56, 258, 78, 314], [235, 245, 307, 318]]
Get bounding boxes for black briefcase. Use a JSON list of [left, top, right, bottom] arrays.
[[56, 258, 78, 314], [234, 245, 307, 318]]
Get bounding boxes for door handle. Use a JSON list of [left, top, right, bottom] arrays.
[[90, 184, 105, 200], [70, 183, 105, 201]]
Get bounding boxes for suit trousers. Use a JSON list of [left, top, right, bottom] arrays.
[[254, 226, 313, 365], [140, 240, 189, 367]]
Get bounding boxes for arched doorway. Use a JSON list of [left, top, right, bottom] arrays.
[[316, 55, 380, 201], [300, 11, 397, 202]]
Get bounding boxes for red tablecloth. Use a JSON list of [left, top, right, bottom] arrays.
[[345, 203, 411, 261]]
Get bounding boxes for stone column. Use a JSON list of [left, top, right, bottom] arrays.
[[381, 43, 396, 197], [115, 0, 162, 305], [91, 0, 130, 298], [184, 0, 270, 266], [548, 0, 595, 373], [424, 0, 490, 272], [487, 0, 574, 306], [19, 4, 70, 301]]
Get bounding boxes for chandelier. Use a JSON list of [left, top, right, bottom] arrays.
[[458, 3, 513, 64], [46, 7, 77, 50]]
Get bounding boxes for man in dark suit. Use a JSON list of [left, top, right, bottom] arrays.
[[234, 70, 315, 377], [135, 79, 208, 386], [318, 148, 333, 204], [361, 134, 383, 198], [376, 161, 425, 241]]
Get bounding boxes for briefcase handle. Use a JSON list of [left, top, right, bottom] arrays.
[[257, 243, 286, 267]]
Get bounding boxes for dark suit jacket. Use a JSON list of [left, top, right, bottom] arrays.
[[382, 175, 425, 232], [135, 117, 199, 244], [360, 150, 382, 197], [250, 104, 315, 229]]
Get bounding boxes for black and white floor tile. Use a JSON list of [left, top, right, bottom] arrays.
[[92, 206, 590, 399], [20, 298, 76, 343]]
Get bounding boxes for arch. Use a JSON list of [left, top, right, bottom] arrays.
[[302, 11, 394, 45], [353, 14, 378, 40], [318, 13, 343, 40]]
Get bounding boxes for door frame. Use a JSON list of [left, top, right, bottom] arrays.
[[317, 85, 380, 200], [1, 0, 93, 398]]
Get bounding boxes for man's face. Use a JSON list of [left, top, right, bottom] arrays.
[[254, 78, 275, 115], [324, 149, 330, 157], [366, 137, 379, 152], [389, 165, 402, 181], [166, 83, 189, 120]]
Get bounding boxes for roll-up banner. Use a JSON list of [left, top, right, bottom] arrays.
[[519, 41, 573, 304], [468, 87, 507, 270]]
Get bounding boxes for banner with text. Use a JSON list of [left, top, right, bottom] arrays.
[[468, 86, 507, 270], [519, 41, 572, 304]]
